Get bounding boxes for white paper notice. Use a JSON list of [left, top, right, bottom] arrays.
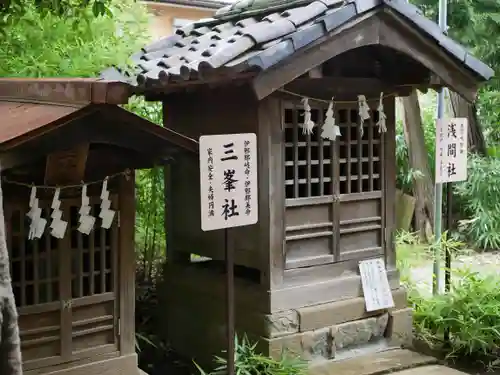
[[359, 258, 395, 312], [199, 133, 258, 231]]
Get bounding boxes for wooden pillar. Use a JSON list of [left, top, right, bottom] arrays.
[[119, 172, 136, 354], [384, 98, 397, 270]]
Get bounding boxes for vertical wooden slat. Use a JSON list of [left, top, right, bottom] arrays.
[[318, 108, 325, 196], [332, 135, 340, 261], [293, 106, 299, 198], [89, 213, 95, 296], [306, 130, 312, 197], [77, 229, 84, 298], [112, 196, 119, 341], [100, 227, 106, 293], [369, 114, 375, 191], [357, 112, 363, 193], [33, 237, 39, 305], [346, 110, 352, 194], [60, 202, 73, 360], [20, 209, 26, 307], [46, 224, 52, 301], [89, 224, 95, 296]]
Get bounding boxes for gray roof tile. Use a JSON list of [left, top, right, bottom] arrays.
[[319, 3, 357, 32], [103, 0, 493, 89]]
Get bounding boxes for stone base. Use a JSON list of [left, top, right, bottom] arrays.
[[266, 289, 412, 361], [162, 264, 413, 368]]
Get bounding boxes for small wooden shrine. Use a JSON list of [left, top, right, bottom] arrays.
[[0, 78, 196, 375], [103, 0, 493, 368]]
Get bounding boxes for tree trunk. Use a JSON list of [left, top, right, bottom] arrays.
[[0, 171, 23, 375], [448, 91, 486, 155], [401, 90, 434, 242]]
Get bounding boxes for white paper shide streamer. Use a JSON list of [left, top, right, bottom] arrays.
[[300, 98, 315, 135], [27, 186, 46, 240], [50, 188, 68, 239], [357, 95, 371, 138], [321, 98, 341, 141], [376, 92, 387, 133], [78, 184, 95, 235], [99, 177, 116, 229]]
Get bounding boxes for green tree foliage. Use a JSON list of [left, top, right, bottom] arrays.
[[410, 0, 500, 137], [0, 0, 148, 77], [411, 0, 500, 78]]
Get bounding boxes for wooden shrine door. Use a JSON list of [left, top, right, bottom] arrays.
[[282, 100, 386, 268], [6, 196, 120, 372]]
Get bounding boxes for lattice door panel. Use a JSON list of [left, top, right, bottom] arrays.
[[337, 104, 384, 261], [67, 197, 119, 357], [9, 207, 60, 307], [337, 108, 382, 195], [284, 102, 334, 200], [283, 102, 336, 268], [6, 204, 64, 370]]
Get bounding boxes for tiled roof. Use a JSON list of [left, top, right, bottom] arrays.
[[102, 0, 494, 88]]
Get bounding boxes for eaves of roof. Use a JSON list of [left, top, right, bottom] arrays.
[[102, 0, 494, 91]]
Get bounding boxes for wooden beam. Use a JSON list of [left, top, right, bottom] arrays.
[[308, 65, 323, 79]]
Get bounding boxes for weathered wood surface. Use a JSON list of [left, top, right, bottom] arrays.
[[396, 189, 416, 232], [401, 91, 434, 241]]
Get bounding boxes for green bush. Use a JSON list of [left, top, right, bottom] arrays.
[[411, 269, 500, 365], [454, 154, 500, 250], [195, 335, 307, 375]]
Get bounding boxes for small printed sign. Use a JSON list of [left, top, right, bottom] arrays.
[[199, 133, 258, 231], [435, 118, 468, 183], [359, 258, 395, 312]]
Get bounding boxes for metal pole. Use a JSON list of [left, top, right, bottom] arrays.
[[432, 0, 447, 296], [445, 181, 452, 293], [225, 228, 235, 375]]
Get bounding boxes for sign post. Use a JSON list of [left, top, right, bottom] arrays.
[[199, 133, 258, 375], [434, 117, 468, 294]]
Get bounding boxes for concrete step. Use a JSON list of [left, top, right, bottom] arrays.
[[309, 348, 438, 375]]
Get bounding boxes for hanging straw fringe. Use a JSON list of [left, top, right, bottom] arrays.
[[358, 95, 370, 138], [376, 92, 387, 133], [300, 98, 315, 135]]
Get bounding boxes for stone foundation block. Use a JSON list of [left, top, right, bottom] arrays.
[[331, 313, 389, 350], [298, 288, 408, 332], [269, 327, 332, 360], [387, 308, 413, 347], [264, 310, 299, 338]]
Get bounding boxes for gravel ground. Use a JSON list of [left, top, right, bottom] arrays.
[[409, 251, 500, 295]]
